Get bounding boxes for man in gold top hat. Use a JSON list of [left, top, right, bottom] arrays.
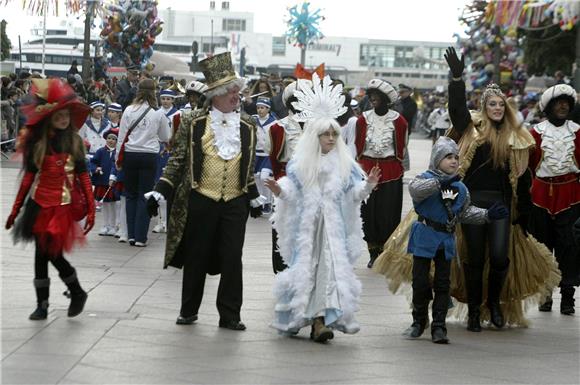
[[147, 52, 262, 330]]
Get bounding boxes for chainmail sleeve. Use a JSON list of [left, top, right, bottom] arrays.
[[408, 175, 440, 203]]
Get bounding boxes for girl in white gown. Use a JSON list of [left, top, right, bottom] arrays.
[[265, 74, 380, 342]]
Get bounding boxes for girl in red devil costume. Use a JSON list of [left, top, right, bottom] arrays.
[[5, 78, 96, 320]]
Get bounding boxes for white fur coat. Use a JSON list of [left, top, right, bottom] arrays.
[[270, 151, 372, 334]]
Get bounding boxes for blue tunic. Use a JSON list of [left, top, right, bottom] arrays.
[[407, 171, 468, 260]]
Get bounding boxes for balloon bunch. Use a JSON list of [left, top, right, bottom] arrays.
[[458, 1, 527, 90], [99, 0, 163, 69], [285, 2, 324, 48], [546, 0, 579, 31]]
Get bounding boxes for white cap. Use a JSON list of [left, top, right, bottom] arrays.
[[186, 80, 208, 94], [367, 79, 398, 104], [539, 83, 577, 112]]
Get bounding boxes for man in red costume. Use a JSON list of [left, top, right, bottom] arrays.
[[355, 79, 408, 268], [529, 83, 580, 315]]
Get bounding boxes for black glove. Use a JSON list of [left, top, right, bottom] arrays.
[[249, 206, 262, 218], [574, 217, 580, 245], [444, 47, 465, 78], [440, 174, 461, 189], [146, 196, 159, 218], [511, 212, 529, 236], [488, 202, 509, 221]]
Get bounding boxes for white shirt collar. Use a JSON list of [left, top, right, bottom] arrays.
[[209, 108, 241, 160]]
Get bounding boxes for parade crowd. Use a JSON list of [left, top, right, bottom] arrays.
[[2, 47, 580, 345]]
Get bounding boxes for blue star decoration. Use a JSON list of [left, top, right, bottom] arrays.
[[286, 2, 325, 48]]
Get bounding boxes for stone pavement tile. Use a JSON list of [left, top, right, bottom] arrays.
[[2, 367, 65, 385], [328, 373, 504, 385], [242, 340, 389, 366], [2, 352, 81, 384], [60, 363, 192, 384], [175, 368, 296, 385], [245, 362, 377, 384]]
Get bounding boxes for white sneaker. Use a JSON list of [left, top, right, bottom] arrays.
[[98, 226, 109, 236], [152, 224, 166, 233], [118, 236, 128, 243], [134, 241, 147, 247]]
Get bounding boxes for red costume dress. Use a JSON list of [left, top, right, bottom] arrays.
[[6, 78, 95, 320], [12, 133, 95, 257], [355, 108, 408, 260]]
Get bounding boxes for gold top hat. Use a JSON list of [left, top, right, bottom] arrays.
[[199, 52, 239, 91]]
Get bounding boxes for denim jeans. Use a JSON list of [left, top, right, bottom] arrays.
[[123, 152, 157, 243]]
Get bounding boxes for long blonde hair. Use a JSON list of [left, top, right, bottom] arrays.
[[459, 97, 528, 169], [292, 117, 363, 188]]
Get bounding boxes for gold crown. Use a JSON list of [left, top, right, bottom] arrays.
[[481, 83, 505, 106], [199, 52, 238, 91]]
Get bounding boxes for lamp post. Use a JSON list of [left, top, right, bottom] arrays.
[[210, 19, 214, 55], [81, 0, 95, 82], [40, 0, 47, 75], [575, 24, 580, 92]]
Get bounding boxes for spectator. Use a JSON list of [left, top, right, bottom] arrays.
[[67, 60, 80, 76]]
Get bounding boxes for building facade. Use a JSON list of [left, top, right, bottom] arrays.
[[158, 2, 452, 89]]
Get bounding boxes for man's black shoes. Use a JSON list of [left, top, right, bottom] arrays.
[[176, 314, 198, 325], [219, 319, 246, 331]]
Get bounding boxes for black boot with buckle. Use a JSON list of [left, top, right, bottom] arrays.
[[487, 264, 509, 328], [403, 302, 428, 339], [431, 292, 449, 344], [29, 278, 50, 320], [560, 286, 575, 315], [464, 263, 483, 332], [61, 270, 88, 317]]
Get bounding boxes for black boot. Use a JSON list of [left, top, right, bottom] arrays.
[[467, 305, 481, 332], [464, 263, 483, 332], [403, 302, 428, 339], [538, 293, 553, 312], [367, 248, 380, 269], [431, 292, 449, 344], [487, 264, 509, 328], [560, 287, 575, 315], [29, 278, 50, 320], [62, 270, 87, 317]]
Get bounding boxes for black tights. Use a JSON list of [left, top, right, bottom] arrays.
[[34, 240, 75, 280], [461, 191, 510, 306], [462, 217, 510, 272]]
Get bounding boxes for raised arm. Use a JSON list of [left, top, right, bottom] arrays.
[[444, 47, 472, 139]]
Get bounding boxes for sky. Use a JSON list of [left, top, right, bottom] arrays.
[[2, 0, 470, 44]]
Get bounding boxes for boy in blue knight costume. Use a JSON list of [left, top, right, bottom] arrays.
[[404, 136, 508, 344]]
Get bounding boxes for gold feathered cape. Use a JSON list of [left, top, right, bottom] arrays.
[[373, 120, 560, 327]]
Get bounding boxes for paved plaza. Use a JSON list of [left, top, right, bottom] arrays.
[[1, 136, 579, 384]]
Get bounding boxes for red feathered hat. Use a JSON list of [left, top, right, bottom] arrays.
[[21, 78, 91, 129]]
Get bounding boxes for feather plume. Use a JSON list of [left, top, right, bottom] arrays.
[[291, 73, 347, 122]]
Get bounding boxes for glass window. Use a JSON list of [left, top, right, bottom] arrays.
[[272, 36, 286, 56], [222, 18, 246, 32]]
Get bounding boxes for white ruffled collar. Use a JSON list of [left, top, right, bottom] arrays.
[[209, 108, 241, 160]]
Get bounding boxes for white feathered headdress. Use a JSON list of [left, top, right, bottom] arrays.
[[291, 73, 347, 122]]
